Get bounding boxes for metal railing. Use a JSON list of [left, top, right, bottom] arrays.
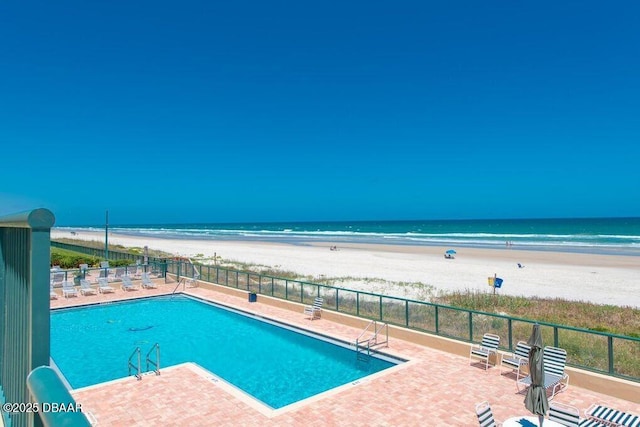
[[146, 343, 161, 376], [128, 347, 142, 380], [356, 321, 389, 362], [53, 242, 640, 382]]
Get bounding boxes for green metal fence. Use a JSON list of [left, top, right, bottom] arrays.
[[52, 241, 640, 383], [172, 259, 640, 383]]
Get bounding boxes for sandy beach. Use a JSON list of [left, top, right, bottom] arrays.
[[51, 230, 640, 308]]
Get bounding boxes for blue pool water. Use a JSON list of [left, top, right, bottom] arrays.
[[50, 296, 399, 409]]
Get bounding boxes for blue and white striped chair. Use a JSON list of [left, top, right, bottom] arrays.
[[517, 345, 569, 399], [585, 404, 640, 427], [475, 401, 501, 427], [499, 340, 531, 378], [469, 333, 501, 370], [549, 402, 608, 427]]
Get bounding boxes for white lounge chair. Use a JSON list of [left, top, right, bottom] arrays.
[[141, 273, 157, 289], [475, 401, 501, 427], [79, 279, 96, 296], [499, 340, 531, 378], [517, 345, 570, 399], [97, 277, 115, 293], [121, 275, 139, 291], [114, 267, 125, 280], [61, 281, 78, 298], [127, 265, 141, 279], [469, 333, 501, 370], [185, 274, 199, 288], [50, 284, 58, 300], [304, 297, 323, 320], [50, 272, 65, 288], [79, 263, 89, 276]]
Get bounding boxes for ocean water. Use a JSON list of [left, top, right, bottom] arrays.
[[58, 217, 640, 256]]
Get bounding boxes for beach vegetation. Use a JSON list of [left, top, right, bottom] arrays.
[[52, 238, 173, 259], [50, 248, 99, 269], [108, 259, 135, 267], [438, 290, 640, 337]]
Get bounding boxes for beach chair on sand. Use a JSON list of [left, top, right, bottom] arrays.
[[61, 281, 78, 298], [121, 275, 140, 291], [79, 279, 96, 296], [499, 340, 531, 379], [475, 401, 501, 427], [517, 346, 569, 400], [141, 273, 157, 289], [469, 333, 500, 370], [304, 297, 323, 320], [97, 277, 115, 293]]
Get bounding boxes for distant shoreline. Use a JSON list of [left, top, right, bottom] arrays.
[[54, 226, 640, 257], [51, 229, 640, 309]]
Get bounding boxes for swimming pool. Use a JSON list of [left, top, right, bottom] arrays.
[[50, 295, 401, 409]]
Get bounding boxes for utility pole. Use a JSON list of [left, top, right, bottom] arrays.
[[105, 210, 109, 261]]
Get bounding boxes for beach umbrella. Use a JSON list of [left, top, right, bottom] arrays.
[[445, 249, 456, 255], [524, 323, 549, 426]]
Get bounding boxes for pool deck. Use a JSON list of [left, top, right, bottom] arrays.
[[50, 278, 640, 426]]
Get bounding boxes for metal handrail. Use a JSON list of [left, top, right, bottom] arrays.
[[145, 343, 161, 376], [356, 320, 376, 343], [172, 278, 185, 295], [356, 321, 389, 350], [373, 322, 389, 348], [128, 347, 141, 380]]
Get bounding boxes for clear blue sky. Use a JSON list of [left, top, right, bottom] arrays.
[[1, 1, 639, 226]]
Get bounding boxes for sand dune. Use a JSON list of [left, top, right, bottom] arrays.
[[51, 230, 640, 308]]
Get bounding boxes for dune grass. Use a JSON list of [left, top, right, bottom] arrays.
[[437, 290, 640, 337]]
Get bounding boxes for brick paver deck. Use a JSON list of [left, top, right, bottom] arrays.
[[50, 277, 639, 426]]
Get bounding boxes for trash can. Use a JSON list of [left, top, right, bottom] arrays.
[[248, 292, 257, 303]]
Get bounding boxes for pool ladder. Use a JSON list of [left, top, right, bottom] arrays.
[[355, 321, 389, 362], [128, 343, 161, 380]]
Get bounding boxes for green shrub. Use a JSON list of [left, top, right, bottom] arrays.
[[50, 248, 99, 269], [109, 259, 133, 267]]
